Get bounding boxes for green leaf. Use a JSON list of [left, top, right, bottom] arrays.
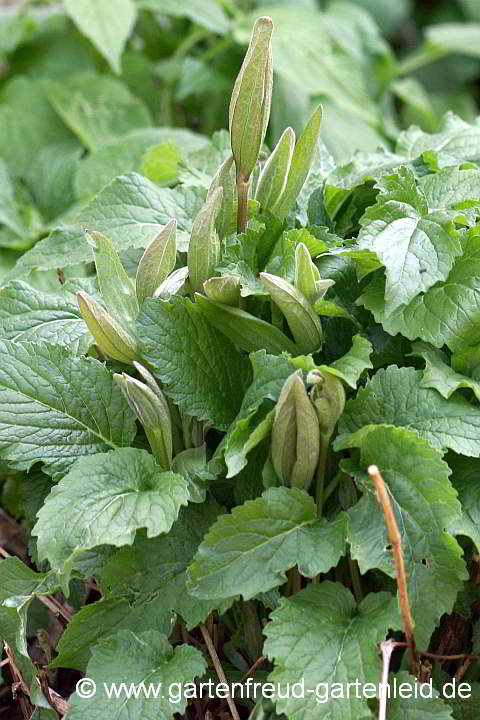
[[137, 0, 230, 34], [50, 596, 173, 672], [0, 280, 91, 354], [137, 297, 250, 430], [27, 140, 82, 221], [68, 630, 206, 720], [0, 76, 74, 179], [387, 671, 454, 719], [396, 112, 480, 164], [340, 425, 466, 648], [74, 127, 207, 200], [101, 500, 231, 629], [64, 0, 137, 74], [44, 73, 152, 151], [326, 334, 373, 389], [10, 174, 205, 277], [357, 167, 461, 313], [34, 448, 189, 569], [425, 22, 480, 61], [264, 582, 399, 720], [188, 487, 347, 599], [419, 167, 480, 216], [447, 455, 480, 551], [0, 341, 136, 477], [337, 365, 480, 457], [411, 342, 480, 401], [0, 159, 35, 239]]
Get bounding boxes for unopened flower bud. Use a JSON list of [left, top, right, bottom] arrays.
[[294, 242, 334, 303], [203, 276, 241, 306], [255, 126, 294, 212], [207, 154, 236, 240], [271, 370, 320, 490], [260, 272, 323, 353], [85, 230, 138, 325], [188, 187, 223, 294], [136, 219, 177, 304], [154, 266, 189, 299], [308, 369, 346, 438], [229, 16, 273, 182], [77, 291, 140, 364], [114, 371, 172, 470]]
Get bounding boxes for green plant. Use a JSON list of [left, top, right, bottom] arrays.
[[2, 3, 480, 720]]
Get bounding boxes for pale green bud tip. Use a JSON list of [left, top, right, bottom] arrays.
[[229, 16, 274, 181], [309, 369, 346, 437], [136, 218, 177, 303], [203, 276, 241, 306], [77, 291, 140, 364]]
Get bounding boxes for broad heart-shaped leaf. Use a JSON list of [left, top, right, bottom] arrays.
[[44, 73, 151, 151], [0, 341, 136, 477], [64, 0, 137, 74], [0, 558, 63, 708], [357, 167, 461, 314], [387, 672, 454, 719], [188, 487, 347, 600], [100, 500, 233, 630], [411, 342, 480, 401], [68, 630, 206, 720], [137, 297, 251, 431], [49, 596, 173, 672], [339, 425, 466, 649], [337, 365, 480, 457], [447, 454, 480, 552], [359, 229, 480, 351], [0, 280, 91, 353], [34, 448, 189, 570], [8, 174, 205, 279], [396, 112, 480, 164], [264, 583, 399, 720]]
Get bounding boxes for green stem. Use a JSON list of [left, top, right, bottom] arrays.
[[173, 27, 209, 60], [396, 45, 448, 77], [243, 601, 263, 662], [236, 177, 249, 235], [322, 472, 342, 506], [315, 432, 332, 514], [348, 555, 364, 604]]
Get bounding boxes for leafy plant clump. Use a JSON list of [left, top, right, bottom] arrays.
[[2, 6, 480, 720]]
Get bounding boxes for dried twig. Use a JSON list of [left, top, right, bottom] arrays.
[[4, 644, 32, 720], [369, 465, 417, 668], [199, 623, 241, 720], [241, 655, 267, 682]]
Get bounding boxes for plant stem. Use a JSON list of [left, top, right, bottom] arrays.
[[315, 433, 331, 514], [200, 623, 241, 720], [348, 555, 364, 603], [396, 46, 448, 77], [243, 600, 264, 662], [236, 176, 249, 234]]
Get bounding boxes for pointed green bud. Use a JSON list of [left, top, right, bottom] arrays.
[[260, 272, 323, 353], [85, 230, 138, 324], [274, 105, 323, 220], [294, 242, 335, 303], [207, 154, 236, 240], [229, 16, 273, 182], [203, 276, 241, 306], [77, 291, 140, 364], [308, 369, 346, 438], [271, 370, 320, 490], [154, 266, 189, 299], [188, 187, 223, 294], [114, 371, 172, 470], [195, 293, 297, 355], [255, 126, 295, 212], [135, 219, 177, 304]]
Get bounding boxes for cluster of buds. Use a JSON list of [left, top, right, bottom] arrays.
[[270, 368, 345, 490], [77, 220, 178, 363]]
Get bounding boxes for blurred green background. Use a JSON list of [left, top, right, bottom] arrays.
[[0, 0, 480, 279]]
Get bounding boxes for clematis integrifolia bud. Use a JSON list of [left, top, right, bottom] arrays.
[[271, 370, 320, 490], [77, 291, 140, 365], [188, 187, 223, 294], [307, 368, 346, 438], [135, 219, 177, 304]]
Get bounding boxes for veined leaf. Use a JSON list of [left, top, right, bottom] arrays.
[[412, 342, 480, 401], [34, 448, 189, 570], [0, 341, 136, 477], [188, 487, 347, 599], [264, 582, 399, 720], [337, 365, 480, 457]]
